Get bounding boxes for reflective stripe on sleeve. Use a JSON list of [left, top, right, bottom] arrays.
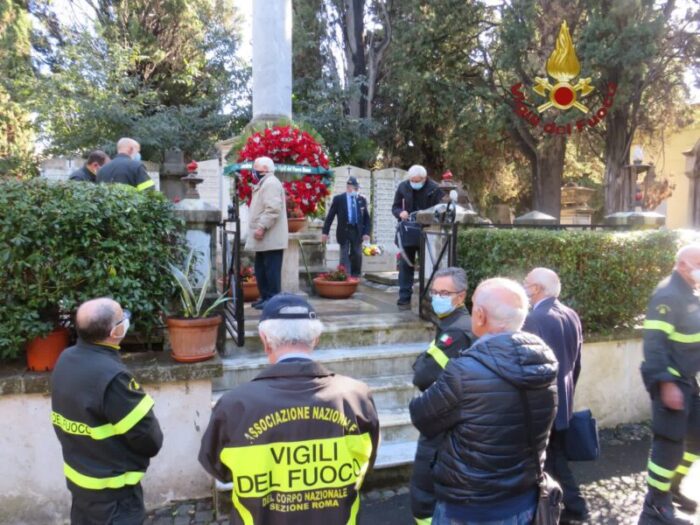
[[667, 367, 681, 377], [51, 394, 154, 440], [643, 319, 700, 344], [643, 319, 674, 334], [64, 462, 144, 490], [426, 342, 449, 369], [136, 179, 155, 191]]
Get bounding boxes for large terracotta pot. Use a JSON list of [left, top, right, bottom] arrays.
[[242, 280, 260, 302], [166, 316, 221, 363], [26, 327, 70, 372], [313, 277, 360, 299], [287, 217, 307, 233]]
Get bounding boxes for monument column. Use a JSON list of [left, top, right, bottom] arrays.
[[252, 0, 292, 123]]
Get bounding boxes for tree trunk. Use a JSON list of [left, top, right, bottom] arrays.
[[603, 108, 631, 214], [532, 134, 565, 219], [341, 0, 368, 118]]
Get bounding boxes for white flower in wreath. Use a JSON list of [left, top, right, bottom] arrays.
[[305, 183, 312, 189], [252, 136, 261, 143]]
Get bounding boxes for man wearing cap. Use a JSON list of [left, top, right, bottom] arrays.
[[199, 293, 380, 525], [322, 176, 371, 277]]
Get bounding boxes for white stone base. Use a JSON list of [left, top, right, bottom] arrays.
[[282, 234, 301, 292]]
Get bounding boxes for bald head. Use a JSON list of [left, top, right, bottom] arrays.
[[116, 138, 140, 157], [471, 278, 529, 337], [675, 243, 700, 287], [76, 298, 122, 344], [524, 267, 561, 305]]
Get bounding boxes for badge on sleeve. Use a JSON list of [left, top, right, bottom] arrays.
[[439, 333, 454, 347], [128, 377, 143, 392]]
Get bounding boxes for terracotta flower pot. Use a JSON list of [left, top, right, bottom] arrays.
[[166, 316, 221, 363], [313, 277, 360, 299], [287, 217, 307, 233], [242, 280, 260, 302], [26, 327, 70, 372]]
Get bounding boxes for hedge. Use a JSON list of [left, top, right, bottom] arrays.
[[0, 179, 186, 360], [457, 228, 697, 335]]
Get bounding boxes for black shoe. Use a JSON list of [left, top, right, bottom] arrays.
[[560, 509, 591, 523], [397, 301, 411, 311], [672, 488, 698, 514], [639, 493, 694, 525], [251, 299, 264, 308], [253, 301, 267, 310]]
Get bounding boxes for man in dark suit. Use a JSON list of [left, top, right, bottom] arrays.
[[68, 150, 110, 182], [523, 267, 589, 524], [322, 176, 371, 277]]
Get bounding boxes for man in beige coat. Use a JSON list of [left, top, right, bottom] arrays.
[[246, 156, 288, 309]]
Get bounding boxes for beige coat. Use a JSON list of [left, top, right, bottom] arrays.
[[245, 173, 288, 252]]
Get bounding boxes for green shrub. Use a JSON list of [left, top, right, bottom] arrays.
[[457, 228, 696, 335], [0, 179, 186, 360]]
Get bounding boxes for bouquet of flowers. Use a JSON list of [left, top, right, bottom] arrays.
[[240, 266, 255, 283], [318, 264, 356, 282]]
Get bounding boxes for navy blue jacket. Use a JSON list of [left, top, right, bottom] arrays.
[[523, 297, 582, 430], [409, 332, 558, 505], [322, 192, 371, 243]]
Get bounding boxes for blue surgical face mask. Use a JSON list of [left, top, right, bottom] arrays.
[[410, 181, 425, 190], [131, 152, 141, 162], [350, 190, 358, 197], [431, 295, 455, 316]]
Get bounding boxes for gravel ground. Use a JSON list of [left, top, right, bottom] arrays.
[[145, 423, 700, 525]]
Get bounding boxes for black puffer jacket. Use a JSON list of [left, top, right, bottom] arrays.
[[409, 331, 558, 505]]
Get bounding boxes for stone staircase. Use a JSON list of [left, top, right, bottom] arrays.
[[214, 285, 435, 483]]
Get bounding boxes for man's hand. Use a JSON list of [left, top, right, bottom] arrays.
[[254, 228, 265, 241], [362, 235, 370, 242], [659, 381, 684, 410], [399, 210, 409, 221], [321, 234, 328, 243]]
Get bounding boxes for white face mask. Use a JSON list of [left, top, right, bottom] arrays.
[[111, 315, 130, 340], [691, 269, 700, 285]]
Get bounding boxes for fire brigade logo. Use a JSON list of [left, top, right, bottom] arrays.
[[533, 22, 593, 113], [509, 20, 617, 135]]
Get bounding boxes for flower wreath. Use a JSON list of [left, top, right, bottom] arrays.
[[236, 124, 332, 218]]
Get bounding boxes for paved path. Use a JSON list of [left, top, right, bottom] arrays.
[[145, 426, 700, 525]]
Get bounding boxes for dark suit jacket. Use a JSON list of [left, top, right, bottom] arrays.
[[523, 296, 583, 430], [322, 193, 371, 244]]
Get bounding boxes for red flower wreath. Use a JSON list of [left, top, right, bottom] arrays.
[[236, 125, 332, 217]]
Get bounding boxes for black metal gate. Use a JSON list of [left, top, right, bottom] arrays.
[[220, 188, 244, 347]]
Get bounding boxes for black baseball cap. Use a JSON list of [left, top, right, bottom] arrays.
[[347, 176, 359, 187], [260, 293, 317, 321]]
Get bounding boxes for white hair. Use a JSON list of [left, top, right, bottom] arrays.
[[407, 165, 427, 179], [255, 156, 275, 173], [528, 267, 561, 298], [116, 137, 139, 153], [474, 277, 529, 332], [258, 318, 324, 350], [675, 243, 700, 264]]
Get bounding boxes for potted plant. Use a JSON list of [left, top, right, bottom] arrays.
[[287, 195, 308, 233], [313, 265, 360, 299], [240, 265, 260, 302], [166, 251, 230, 363], [25, 306, 70, 372]]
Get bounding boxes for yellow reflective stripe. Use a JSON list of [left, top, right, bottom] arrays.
[[648, 460, 675, 480], [136, 179, 155, 191], [231, 489, 255, 525], [676, 465, 690, 475], [415, 517, 433, 525], [669, 332, 700, 343], [427, 342, 449, 369], [347, 493, 361, 524], [647, 476, 671, 491], [643, 319, 675, 334], [52, 395, 154, 440], [668, 367, 681, 377], [64, 462, 144, 490], [684, 451, 700, 462]]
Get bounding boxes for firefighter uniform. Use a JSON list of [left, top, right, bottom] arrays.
[[96, 153, 155, 191], [641, 271, 700, 513], [51, 340, 163, 524], [199, 359, 380, 525], [410, 305, 473, 525]]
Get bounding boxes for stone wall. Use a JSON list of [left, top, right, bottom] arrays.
[[574, 337, 650, 427]]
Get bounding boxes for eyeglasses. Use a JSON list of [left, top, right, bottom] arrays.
[[114, 309, 131, 327], [429, 289, 464, 298]]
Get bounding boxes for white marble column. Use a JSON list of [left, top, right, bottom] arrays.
[[252, 0, 292, 122]]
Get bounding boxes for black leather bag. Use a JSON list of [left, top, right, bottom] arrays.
[[565, 409, 600, 461], [395, 220, 422, 249]]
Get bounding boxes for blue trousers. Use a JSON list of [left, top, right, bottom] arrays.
[[433, 501, 536, 525], [254, 249, 283, 301], [398, 246, 418, 303]]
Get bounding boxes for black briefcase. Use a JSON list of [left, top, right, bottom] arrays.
[[565, 409, 601, 461], [395, 220, 422, 249]]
